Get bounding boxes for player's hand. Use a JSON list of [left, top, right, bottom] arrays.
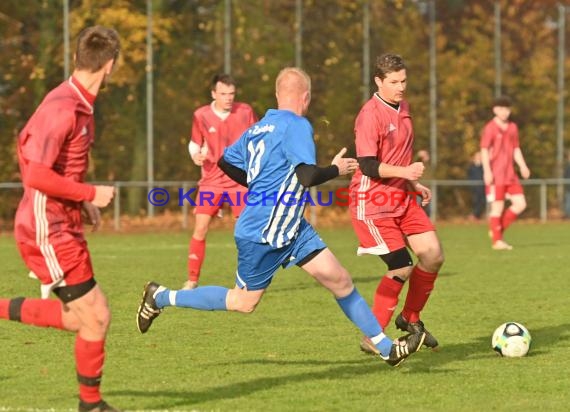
[[483, 170, 493, 186], [81, 201, 102, 231], [191, 153, 207, 166], [520, 165, 531, 179], [332, 147, 358, 176], [402, 162, 424, 180], [92, 185, 115, 208], [411, 181, 432, 206]]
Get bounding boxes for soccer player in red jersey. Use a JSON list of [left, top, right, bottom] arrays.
[[184, 74, 257, 289], [349, 54, 444, 352], [480, 96, 530, 250], [0, 26, 120, 412]]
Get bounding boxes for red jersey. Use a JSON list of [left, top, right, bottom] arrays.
[[480, 119, 520, 185], [349, 95, 414, 219], [15, 77, 95, 246], [190, 102, 257, 193]]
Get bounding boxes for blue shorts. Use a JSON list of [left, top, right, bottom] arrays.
[[234, 220, 326, 291]]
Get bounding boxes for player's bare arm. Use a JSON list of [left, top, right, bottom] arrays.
[[188, 140, 208, 166], [513, 148, 530, 179], [378, 161, 424, 180], [480, 148, 494, 185]]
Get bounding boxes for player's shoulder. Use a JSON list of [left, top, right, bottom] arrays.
[[44, 82, 87, 111], [261, 110, 310, 136], [33, 85, 81, 122], [482, 119, 497, 132], [360, 96, 378, 111], [193, 104, 212, 117], [264, 108, 298, 122], [359, 95, 392, 116], [356, 97, 387, 123]]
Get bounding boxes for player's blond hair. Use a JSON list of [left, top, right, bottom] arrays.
[[275, 67, 311, 97]]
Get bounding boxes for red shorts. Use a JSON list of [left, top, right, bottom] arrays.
[[486, 183, 524, 202], [351, 200, 435, 255], [193, 190, 245, 218], [18, 239, 94, 288]]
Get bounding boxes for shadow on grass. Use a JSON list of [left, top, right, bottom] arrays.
[[407, 322, 570, 373], [108, 322, 569, 409], [107, 358, 394, 409]]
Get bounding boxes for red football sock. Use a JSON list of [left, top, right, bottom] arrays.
[[0, 299, 8, 319], [21, 298, 64, 329], [188, 237, 206, 282], [75, 335, 105, 404], [0, 298, 63, 329], [402, 266, 438, 323], [501, 208, 518, 232], [372, 276, 404, 329], [489, 216, 502, 242]]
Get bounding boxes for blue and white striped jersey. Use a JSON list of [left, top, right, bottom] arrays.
[[223, 109, 316, 248]]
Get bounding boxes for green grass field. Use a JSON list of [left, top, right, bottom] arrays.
[[1, 222, 569, 411]]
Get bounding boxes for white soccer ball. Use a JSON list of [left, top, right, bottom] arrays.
[[491, 322, 531, 357]]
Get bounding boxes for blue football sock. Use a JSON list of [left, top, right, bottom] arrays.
[[155, 286, 228, 311], [336, 288, 393, 357]]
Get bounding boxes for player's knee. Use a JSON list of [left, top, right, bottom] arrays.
[[238, 302, 258, 313], [55, 280, 111, 333], [233, 299, 259, 314], [512, 198, 527, 213], [61, 306, 83, 332], [339, 266, 353, 284], [489, 201, 505, 216], [97, 304, 112, 329], [192, 226, 209, 239], [432, 249, 445, 269], [331, 266, 354, 291], [84, 300, 111, 333], [417, 245, 444, 271], [310, 263, 353, 292], [226, 289, 260, 313]]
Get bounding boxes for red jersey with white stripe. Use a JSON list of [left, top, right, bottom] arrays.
[[349, 95, 414, 219], [15, 77, 95, 247], [191, 102, 257, 193], [480, 119, 520, 185]]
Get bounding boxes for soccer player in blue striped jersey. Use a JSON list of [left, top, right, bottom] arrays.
[[136, 67, 425, 366]]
